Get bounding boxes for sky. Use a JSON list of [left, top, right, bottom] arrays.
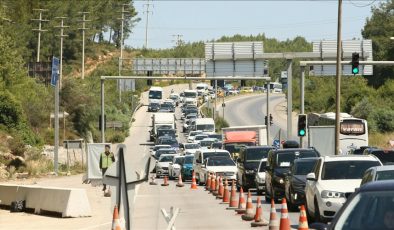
[[126, 0, 381, 49]]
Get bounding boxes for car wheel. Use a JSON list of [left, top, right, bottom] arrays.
[[314, 198, 321, 222], [287, 189, 298, 212], [265, 186, 271, 202], [305, 199, 314, 223]]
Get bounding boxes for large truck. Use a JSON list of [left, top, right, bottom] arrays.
[[150, 113, 176, 141], [221, 125, 267, 159]]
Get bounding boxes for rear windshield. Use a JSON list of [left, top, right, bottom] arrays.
[[376, 170, 394, 181], [275, 150, 319, 167], [174, 157, 184, 165], [246, 148, 272, 161], [160, 156, 174, 162], [161, 139, 178, 145], [203, 152, 230, 161], [200, 140, 214, 147], [293, 160, 317, 175], [212, 143, 223, 149], [184, 156, 194, 164], [207, 158, 235, 166], [185, 144, 199, 149], [321, 161, 381, 180]]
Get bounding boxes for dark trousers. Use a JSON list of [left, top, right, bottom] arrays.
[[102, 168, 108, 190]]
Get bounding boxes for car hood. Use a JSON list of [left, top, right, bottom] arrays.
[[244, 161, 260, 170], [206, 166, 237, 173], [185, 149, 198, 154], [291, 175, 307, 185], [274, 167, 290, 177], [318, 179, 361, 193]]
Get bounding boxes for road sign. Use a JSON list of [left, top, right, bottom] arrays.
[[281, 71, 288, 79], [51, 56, 60, 87], [273, 139, 280, 148]]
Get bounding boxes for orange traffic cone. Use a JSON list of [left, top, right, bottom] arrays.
[[226, 180, 238, 210], [298, 205, 309, 230], [241, 191, 255, 221], [191, 171, 198, 189], [269, 199, 280, 230], [161, 176, 169, 186], [212, 175, 220, 196], [235, 187, 246, 214], [251, 197, 269, 227], [220, 178, 230, 204], [112, 205, 122, 230], [210, 174, 216, 192], [205, 173, 211, 191], [216, 177, 224, 199], [176, 173, 184, 187], [279, 198, 291, 230]]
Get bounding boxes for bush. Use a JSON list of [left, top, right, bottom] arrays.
[[8, 136, 26, 157], [371, 108, 394, 133]]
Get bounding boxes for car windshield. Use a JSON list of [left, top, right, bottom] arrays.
[[184, 92, 197, 98], [376, 170, 394, 181], [161, 139, 178, 145], [275, 150, 319, 168], [153, 145, 170, 151], [184, 156, 194, 164], [149, 103, 160, 107], [185, 144, 199, 149], [170, 95, 178, 100], [200, 140, 214, 147], [203, 152, 229, 161], [208, 134, 222, 141], [196, 124, 215, 132], [321, 161, 381, 180], [174, 157, 184, 165], [161, 104, 173, 109], [259, 161, 267, 172], [195, 135, 208, 141], [157, 129, 175, 137], [293, 160, 317, 175], [156, 149, 176, 158], [149, 91, 162, 99], [246, 148, 272, 161], [212, 142, 223, 149], [160, 156, 174, 162], [333, 191, 394, 230], [207, 158, 235, 166], [189, 132, 201, 137]]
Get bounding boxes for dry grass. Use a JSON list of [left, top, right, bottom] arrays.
[[369, 132, 394, 148]]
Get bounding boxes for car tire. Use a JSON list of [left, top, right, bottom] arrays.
[[305, 199, 314, 223], [265, 186, 271, 202], [287, 189, 298, 212]]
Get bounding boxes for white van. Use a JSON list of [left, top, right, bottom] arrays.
[[183, 89, 198, 103], [193, 149, 232, 184], [196, 83, 208, 96], [195, 118, 215, 134], [149, 86, 163, 104]]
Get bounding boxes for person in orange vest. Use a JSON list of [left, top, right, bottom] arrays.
[[100, 144, 115, 192]]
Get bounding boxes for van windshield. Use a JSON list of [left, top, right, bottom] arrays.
[[275, 150, 319, 167], [246, 148, 272, 161], [196, 124, 215, 132], [149, 91, 162, 99]]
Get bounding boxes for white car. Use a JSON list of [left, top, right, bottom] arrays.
[[180, 143, 200, 155], [193, 149, 232, 184], [155, 154, 177, 178], [187, 131, 203, 143], [151, 145, 172, 157], [360, 165, 394, 186], [168, 155, 185, 180], [305, 155, 382, 222], [255, 158, 267, 195], [193, 134, 208, 144], [200, 156, 237, 184]]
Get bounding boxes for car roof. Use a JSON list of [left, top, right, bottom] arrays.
[[197, 149, 229, 153], [273, 148, 316, 153], [368, 165, 394, 172], [202, 138, 217, 141], [207, 156, 232, 160], [359, 180, 394, 192], [294, 157, 319, 163], [322, 155, 381, 162], [245, 146, 274, 150]]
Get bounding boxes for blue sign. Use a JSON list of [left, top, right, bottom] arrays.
[[51, 57, 60, 87], [273, 139, 280, 148]]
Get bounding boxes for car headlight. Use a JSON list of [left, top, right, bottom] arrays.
[[245, 170, 255, 175], [258, 177, 265, 183], [274, 176, 284, 184], [321, 190, 345, 198]]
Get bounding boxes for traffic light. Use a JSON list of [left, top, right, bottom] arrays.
[[264, 115, 268, 126], [269, 114, 273, 126], [351, 52, 360, 75], [147, 70, 153, 86], [99, 115, 106, 131], [297, 114, 307, 137], [241, 80, 246, 87]]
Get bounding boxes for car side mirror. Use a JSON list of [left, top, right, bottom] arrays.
[[306, 173, 317, 181]]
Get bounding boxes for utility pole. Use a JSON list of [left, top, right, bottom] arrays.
[[31, 9, 48, 62], [54, 17, 68, 175], [266, 82, 271, 145], [78, 12, 90, 80], [335, 0, 343, 155], [118, 4, 129, 103], [287, 59, 293, 140], [172, 34, 183, 47], [300, 66, 305, 148], [143, 0, 153, 49]]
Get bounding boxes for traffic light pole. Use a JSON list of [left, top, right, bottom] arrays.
[[300, 66, 305, 148], [266, 82, 270, 146]]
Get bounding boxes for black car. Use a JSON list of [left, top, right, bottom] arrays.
[[236, 146, 274, 191], [284, 157, 318, 211], [311, 180, 394, 230], [148, 102, 160, 112], [365, 149, 394, 165], [265, 148, 320, 203]]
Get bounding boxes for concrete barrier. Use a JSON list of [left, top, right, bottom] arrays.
[[0, 184, 92, 217]]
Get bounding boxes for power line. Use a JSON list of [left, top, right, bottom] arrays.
[[347, 0, 377, 8], [31, 9, 49, 62]]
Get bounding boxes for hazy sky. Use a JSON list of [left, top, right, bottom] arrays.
[[126, 0, 381, 49]]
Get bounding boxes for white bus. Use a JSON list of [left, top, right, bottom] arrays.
[[309, 112, 368, 155], [270, 82, 283, 93], [148, 86, 163, 104]]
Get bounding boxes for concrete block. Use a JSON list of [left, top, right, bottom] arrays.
[[0, 184, 19, 206]]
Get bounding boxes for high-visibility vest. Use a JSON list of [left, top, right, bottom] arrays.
[[101, 152, 114, 169]]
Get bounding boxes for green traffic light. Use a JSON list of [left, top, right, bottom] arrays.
[[299, 130, 305, 136], [352, 67, 359, 74]]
